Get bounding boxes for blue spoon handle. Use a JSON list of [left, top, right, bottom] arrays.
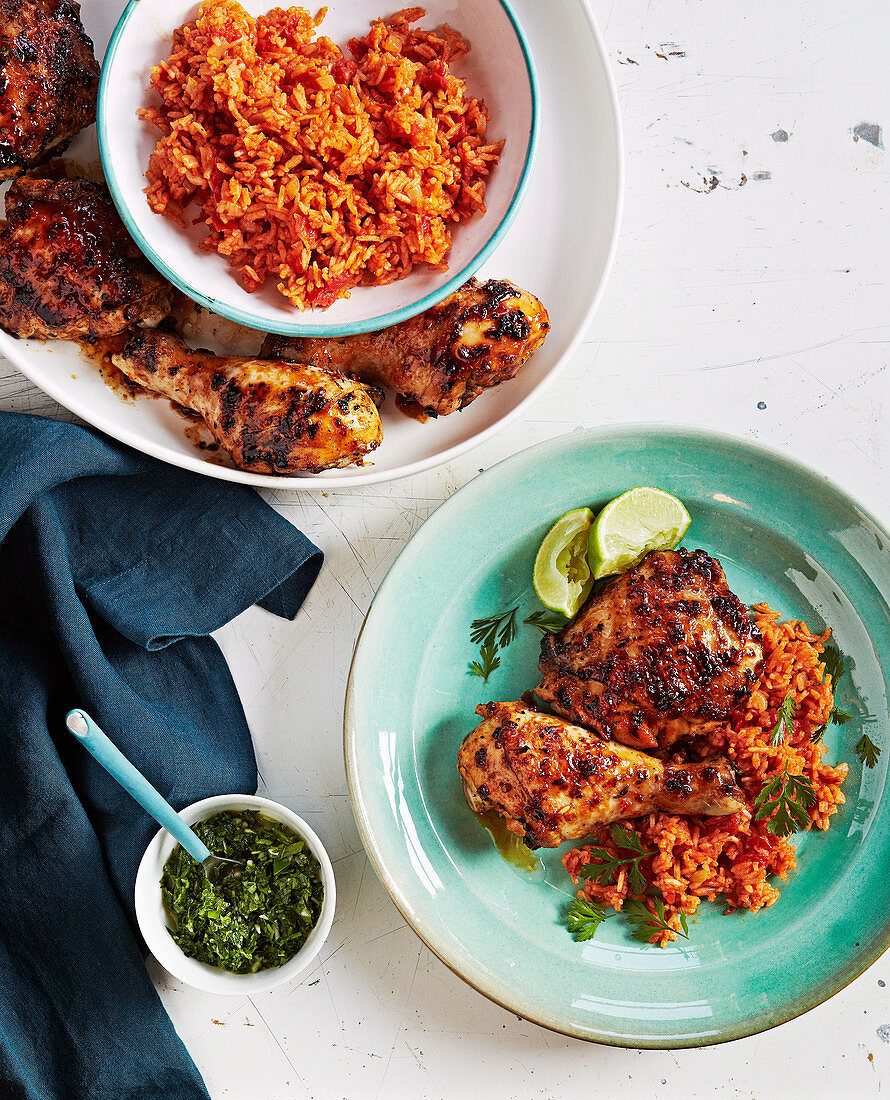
[[65, 708, 211, 864]]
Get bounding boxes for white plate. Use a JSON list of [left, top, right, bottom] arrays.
[[99, 0, 538, 337], [0, 0, 622, 490]]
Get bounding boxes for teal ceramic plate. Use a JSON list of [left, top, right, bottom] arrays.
[[345, 426, 890, 1047]]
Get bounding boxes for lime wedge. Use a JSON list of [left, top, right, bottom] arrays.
[[533, 508, 595, 617], [588, 487, 691, 579]]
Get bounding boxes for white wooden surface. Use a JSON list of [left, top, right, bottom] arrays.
[[3, 0, 890, 1095]]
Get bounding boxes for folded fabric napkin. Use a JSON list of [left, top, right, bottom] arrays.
[[0, 412, 323, 1100]]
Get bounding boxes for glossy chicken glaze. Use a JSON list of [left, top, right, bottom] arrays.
[[0, 177, 171, 338], [537, 548, 763, 750], [0, 0, 99, 179], [458, 701, 743, 848], [261, 278, 550, 418], [110, 328, 383, 474]]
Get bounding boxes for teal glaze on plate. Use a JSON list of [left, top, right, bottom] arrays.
[[345, 426, 890, 1047]]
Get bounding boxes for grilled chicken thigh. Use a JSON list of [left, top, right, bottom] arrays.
[[0, 0, 99, 179], [0, 177, 171, 339], [261, 278, 549, 418], [111, 329, 383, 474], [537, 549, 763, 751], [458, 702, 743, 848]]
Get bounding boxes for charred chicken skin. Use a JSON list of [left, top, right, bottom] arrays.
[[458, 702, 744, 849], [261, 278, 550, 418], [110, 329, 383, 474], [537, 549, 763, 751], [0, 0, 100, 180], [0, 176, 172, 339]]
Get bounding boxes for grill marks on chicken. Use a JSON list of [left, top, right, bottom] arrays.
[[537, 549, 763, 751], [458, 702, 744, 849], [458, 551, 761, 847], [110, 328, 383, 474], [0, 174, 548, 469], [0, 177, 171, 339], [261, 278, 550, 418], [0, 0, 99, 180]]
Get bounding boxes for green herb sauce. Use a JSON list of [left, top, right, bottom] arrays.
[[160, 810, 324, 974]]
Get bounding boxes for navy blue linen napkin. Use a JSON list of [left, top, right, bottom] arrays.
[[0, 412, 323, 1100]]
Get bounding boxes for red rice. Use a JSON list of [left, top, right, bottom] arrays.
[[564, 606, 849, 945], [141, 3, 503, 309]]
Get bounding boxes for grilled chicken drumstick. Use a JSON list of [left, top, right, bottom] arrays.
[[261, 278, 550, 418], [0, 177, 171, 339], [0, 0, 100, 179], [537, 549, 763, 752], [111, 329, 383, 474], [458, 701, 744, 849]]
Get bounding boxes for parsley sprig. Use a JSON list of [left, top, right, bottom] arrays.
[[566, 826, 683, 945], [816, 642, 882, 767], [468, 643, 500, 682], [566, 889, 690, 945], [624, 897, 689, 942], [470, 606, 519, 650], [770, 694, 796, 745], [467, 604, 569, 682], [578, 824, 655, 895], [523, 610, 566, 634], [753, 762, 817, 837], [811, 709, 854, 742], [856, 733, 882, 769], [467, 606, 518, 682], [821, 644, 845, 683], [565, 897, 612, 941], [819, 643, 852, 734]]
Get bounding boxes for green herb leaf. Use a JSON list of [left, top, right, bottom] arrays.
[[578, 824, 655, 897], [821, 644, 846, 683], [160, 810, 323, 974], [627, 862, 648, 896], [469, 606, 519, 681], [470, 606, 519, 651], [811, 705, 859, 742], [565, 897, 611, 941], [753, 763, 817, 837], [608, 823, 649, 855], [624, 896, 689, 942], [523, 610, 565, 634], [468, 643, 500, 682], [855, 733, 882, 769], [770, 693, 797, 746]]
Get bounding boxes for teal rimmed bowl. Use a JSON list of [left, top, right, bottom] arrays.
[[345, 425, 890, 1047], [98, 0, 538, 336]]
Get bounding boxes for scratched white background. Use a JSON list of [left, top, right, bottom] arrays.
[[3, 0, 890, 1096]]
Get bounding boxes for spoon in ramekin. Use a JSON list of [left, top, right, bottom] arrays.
[[65, 709, 241, 877]]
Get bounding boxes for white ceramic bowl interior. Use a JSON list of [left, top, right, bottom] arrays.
[[135, 793, 336, 995], [99, 0, 538, 336]]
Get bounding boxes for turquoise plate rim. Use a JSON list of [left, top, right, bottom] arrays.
[[344, 424, 890, 1047], [98, 0, 540, 337]]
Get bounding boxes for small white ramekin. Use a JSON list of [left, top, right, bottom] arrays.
[[135, 793, 336, 995]]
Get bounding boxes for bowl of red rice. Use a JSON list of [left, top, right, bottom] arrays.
[[98, 0, 538, 336]]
